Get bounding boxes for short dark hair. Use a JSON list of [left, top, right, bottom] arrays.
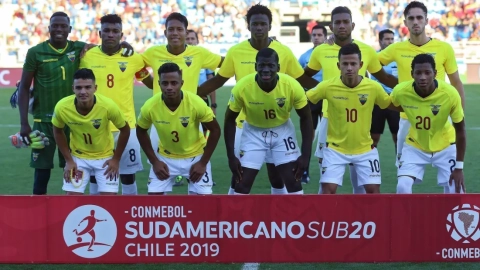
[[338, 43, 362, 61], [312, 24, 328, 37], [256, 47, 279, 63], [165, 12, 188, 29], [411, 53, 435, 71], [187, 29, 198, 40], [50, 12, 70, 23], [379, 29, 394, 41], [404, 1, 428, 18], [331, 6, 352, 20], [246, 3, 272, 24], [101, 14, 122, 25], [158, 63, 182, 77], [74, 68, 96, 82]]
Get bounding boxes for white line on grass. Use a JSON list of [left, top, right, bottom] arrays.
[[242, 263, 260, 270], [0, 124, 20, 128]]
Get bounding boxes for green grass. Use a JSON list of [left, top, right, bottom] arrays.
[[0, 85, 479, 269]]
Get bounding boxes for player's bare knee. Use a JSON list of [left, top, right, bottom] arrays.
[[321, 183, 337, 194], [120, 174, 135, 185], [66, 191, 83, 195], [364, 184, 380, 194], [234, 183, 251, 194], [396, 175, 415, 194], [284, 180, 302, 193], [148, 192, 166, 195]]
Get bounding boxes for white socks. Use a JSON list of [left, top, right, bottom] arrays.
[[122, 182, 138, 195], [89, 183, 99, 195]]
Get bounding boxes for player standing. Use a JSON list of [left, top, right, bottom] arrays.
[[136, 63, 221, 195], [52, 69, 130, 195], [304, 6, 397, 194], [298, 24, 327, 183], [198, 4, 318, 195], [141, 12, 223, 168], [377, 1, 465, 166], [391, 54, 466, 194], [80, 14, 153, 195], [225, 48, 313, 194], [306, 44, 397, 194], [370, 29, 399, 152]]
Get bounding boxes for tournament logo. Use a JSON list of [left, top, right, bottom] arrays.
[[118, 62, 128, 72], [430, 105, 441, 116], [67, 51, 76, 62], [358, 94, 368, 105], [276, 97, 286, 108], [446, 204, 480, 244], [32, 152, 39, 161], [180, 116, 190, 127], [63, 205, 117, 259], [319, 143, 324, 151], [239, 150, 244, 158], [321, 167, 326, 175], [184, 56, 193, 67], [91, 119, 102, 129]]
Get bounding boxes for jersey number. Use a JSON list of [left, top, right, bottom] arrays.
[[171, 131, 179, 142], [263, 109, 276, 119], [415, 116, 431, 130], [129, 149, 136, 162], [346, 108, 358, 123], [107, 74, 114, 88], [449, 159, 455, 173], [83, 133, 93, 144], [60, 66, 66, 80], [369, 159, 380, 173], [283, 137, 296, 151]]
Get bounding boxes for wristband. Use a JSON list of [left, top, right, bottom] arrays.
[[455, 161, 464, 169]]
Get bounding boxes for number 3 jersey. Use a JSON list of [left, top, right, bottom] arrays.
[[80, 46, 149, 131], [306, 77, 391, 155], [229, 73, 308, 129], [137, 91, 215, 159], [390, 80, 464, 153], [52, 94, 127, 159]]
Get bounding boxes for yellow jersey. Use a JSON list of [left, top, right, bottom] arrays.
[[52, 94, 127, 159], [142, 45, 221, 95], [306, 77, 391, 155], [378, 39, 458, 119], [137, 91, 215, 159], [79, 46, 149, 131], [390, 80, 464, 153], [229, 73, 308, 128], [219, 40, 305, 128], [307, 40, 383, 118]]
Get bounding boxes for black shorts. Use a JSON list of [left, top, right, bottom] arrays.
[[309, 100, 323, 129], [371, 105, 400, 134]]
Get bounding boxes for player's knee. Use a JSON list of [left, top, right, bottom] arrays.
[[235, 182, 251, 194], [284, 181, 302, 193], [230, 175, 236, 189], [120, 174, 135, 185], [321, 183, 337, 194], [90, 176, 97, 184], [364, 184, 380, 194], [396, 176, 415, 194]]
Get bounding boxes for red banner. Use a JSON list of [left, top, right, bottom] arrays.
[[0, 68, 22, 87], [0, 195, 479, 263]]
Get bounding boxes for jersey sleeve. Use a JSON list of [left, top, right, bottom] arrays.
[[306, 81, 327, 104], [136, 101, 153, 129], [217, 48, 235, 78], [390, 84, 402, 107], [377, 45, 394, 65], [444, 43, 459, 74], [373, 81, 391, 109], [195, 97, 215, 122], [291, 80, 308, 109], [133, 55, 150, 80], [450, 89, 464, 123], [228, 86, 244, 113], [23, 47, 37, 72], [200, 47, 222, 71], [307, 47, 322, 71], [108, 101, 127, 129], [367, 48, 383, 74], [52, 104, 65, 128], [141, 47, 153, 68], [284, 47, 305, 79]]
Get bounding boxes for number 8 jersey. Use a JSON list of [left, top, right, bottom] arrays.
[[80, 46, 149, 131], [229, 73, 308, 129]]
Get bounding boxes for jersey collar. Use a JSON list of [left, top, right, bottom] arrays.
[[161, 90, 184, 100], [47, 41, 69, 54], [412, 79, 439, 95], [408, 38, 432, 47], [74, 95, 97, 105]]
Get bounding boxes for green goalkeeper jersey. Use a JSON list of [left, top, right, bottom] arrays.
[[23, 40, 86, 122]]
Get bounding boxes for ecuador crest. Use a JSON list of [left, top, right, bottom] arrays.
[[180, 116, 190, 127], [67, 51, 76, 62], [430, 104, 441, 116], [239, 150, 244, 158], [91, 119, 102, 129], [118, 62, 128, 72], [358, 94, 368, 105], [184, 56, 193, 67], [276, 97, 286, 108]]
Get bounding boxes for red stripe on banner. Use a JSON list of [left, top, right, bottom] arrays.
[[0, 195, 478, 263]]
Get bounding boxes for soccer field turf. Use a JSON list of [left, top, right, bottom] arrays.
[[0, 85, 479, 269]]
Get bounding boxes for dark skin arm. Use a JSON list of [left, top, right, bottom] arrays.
[[224, 107, 242, 181], [137, 125, 169, 180], [141, 75, 154, 90], [387, 103, 404, 112], [53, 125, 75, 181], [18, 70, 35, 143], [450, 119, 466, 193], [199, 119, 221, 165], [197, 74, 229, 97], [296, 73, 320, 89], [294, 105, 314, 179], [371, 68, 398, 89]]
